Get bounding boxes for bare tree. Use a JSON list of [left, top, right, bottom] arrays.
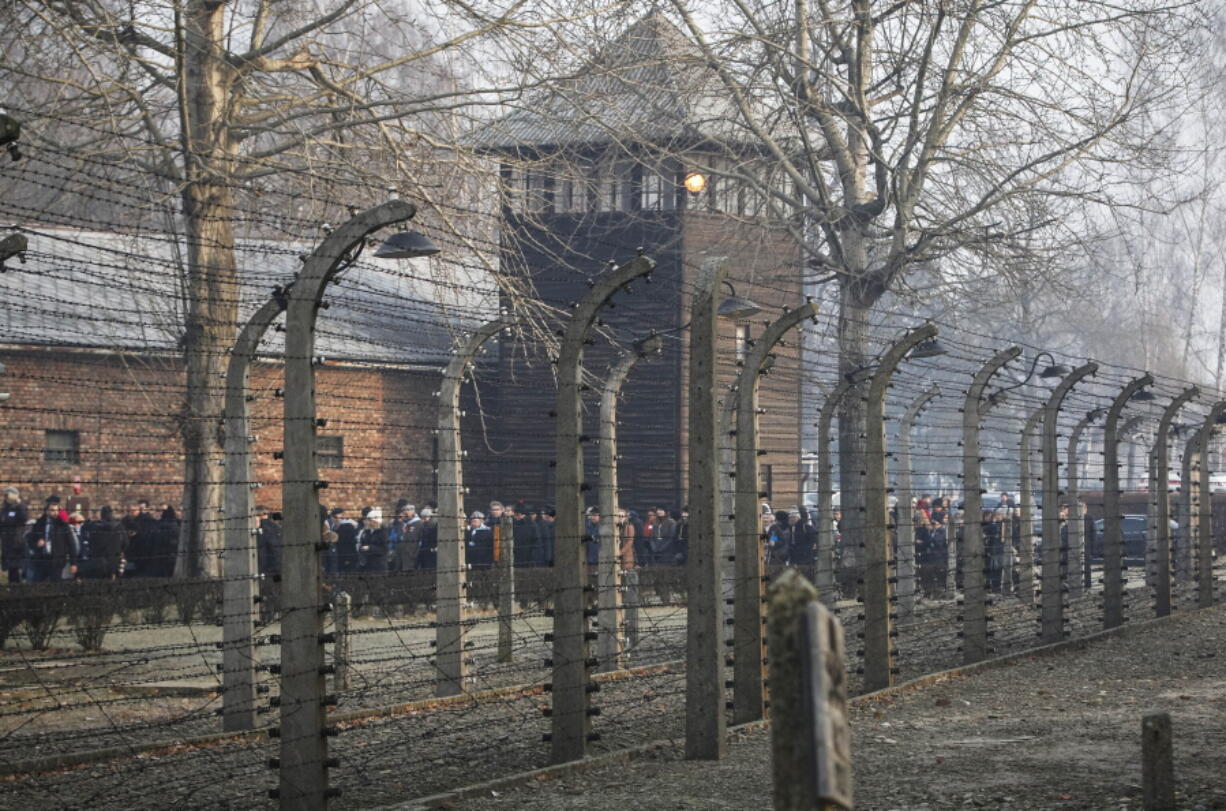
[[0, 0, 538, 574]]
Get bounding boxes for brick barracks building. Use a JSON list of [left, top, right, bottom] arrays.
[[0, 228, 491, 517]]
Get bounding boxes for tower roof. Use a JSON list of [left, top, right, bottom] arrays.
[[473, 12, 742, 152]]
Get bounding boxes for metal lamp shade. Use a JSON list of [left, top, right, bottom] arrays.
[[1131, 389, 1156, 402], [717, 294, 763, 320], [1038, 363, 1072, 379], [909, 337, 947, 360], [374, 231, 440, 259]]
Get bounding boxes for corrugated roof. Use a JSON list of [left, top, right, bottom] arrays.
[[0, 227, 496, 366], [471, 12, 745, 151]]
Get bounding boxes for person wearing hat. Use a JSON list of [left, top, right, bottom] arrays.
[[1, 486, 28, 583], [326, 507, 359, 574], [511, 502, 542, 567], [465, 511, 493, 568], [389, 502, 422, 573], [27, 495, 76, 582], [88, 506, 128, 580], [415, 507, 438, 570], [358, 507, 389, 573], [538, 506, 556, 567]]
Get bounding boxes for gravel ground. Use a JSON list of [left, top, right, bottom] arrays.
[[0, 571, 1216, 809], [448, 603, 1226, 811]]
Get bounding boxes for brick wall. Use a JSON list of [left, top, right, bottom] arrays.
[[0, 347, 445, 517]]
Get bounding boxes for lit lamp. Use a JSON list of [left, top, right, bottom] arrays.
[[683, 172, 707, 195]]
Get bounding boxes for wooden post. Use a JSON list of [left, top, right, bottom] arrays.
[[863, 324, 938, 692], [279, 200, 415, 809], [895, 384, 940, 615], [597, 338, 662, 673], [1066, 410, 1101, 599], [686, 257, 729, 761], [816, 382, 851, 605], [731, 301, 819, 725], [550, 256, 655, 765], [1019, 408, 1043, 604], [1150, 387, 1197, 618], [497, 514, 515, 663], [961, 347, 1021, 665], [333, 591, 352, 692], [221, 295, 283, 732], [436, 317, 509, 697], [768, 569, 852, 811], [1196, 402, 1225, 608], [1103, 376, 1152, 629], [1040, 363, 1097, 645], [1142, 712, 1175, 811]]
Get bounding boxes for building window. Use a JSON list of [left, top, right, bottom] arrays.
[[44, 430, 80, 465], [735, 324, 749, 362], [760, 464, 774, 502], [317, 435, 344, 469]]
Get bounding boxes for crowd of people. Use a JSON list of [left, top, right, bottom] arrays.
[[0, 486, 180, 583]]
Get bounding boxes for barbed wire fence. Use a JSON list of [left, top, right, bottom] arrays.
[[1, 145, 1225, 810]]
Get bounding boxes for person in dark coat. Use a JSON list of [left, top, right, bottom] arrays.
[[512, 503, 542, 567], [358, 508, 389, 573], [328, 508, 359, 574], [790, 506, 818, 566], [765, 510, 791, 567], [671, 508, 689, 565], [538, 506, 556, 567], [416, 508, 438, 570], [154, 506, 179, 577], [649, 507, 676, 566], [583, 507, 602, 568], [257, 506, 283, 577], [122, 501, 156, 577], [465, 511, 494, 568], [27, 495, 76, 582], [1, 486, 29, 583], [88, 506, 128, 580]]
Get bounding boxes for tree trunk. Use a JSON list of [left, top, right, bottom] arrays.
[[176, 0, 238, 578], [836, 289, 872, 596]]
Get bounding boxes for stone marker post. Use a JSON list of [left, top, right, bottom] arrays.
[[1142, 712, 1174, 811]]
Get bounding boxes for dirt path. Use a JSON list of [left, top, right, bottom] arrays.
[[444, 604, 1226, 811]]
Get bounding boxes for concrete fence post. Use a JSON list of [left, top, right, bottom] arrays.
[[1196, 402, 1226, 608], [894, 384, 939, 616], [686, 257, 730, 761], [767, 568, 852, 811], [436, 317, 510, 697], [222, 295, 283, 732], [597, 337, 662, 673], [333, 591, 352, 692], [863, 324, 938, 692], [1150, 387, 1197, 618], [1019, 408, 1043, 605], [961, 347, 1021, 664], [1067, 410, 1101, 599], [550, 255, 655, 765], [279, 200, 415, 809], [497, 515, 515, 663], [1102, 375, 1152, 629], [730, 301, 819, 725], [1039, 362, 1097, 645], [1179, 429, 1200, 591], [816, 382, 851, 605]]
